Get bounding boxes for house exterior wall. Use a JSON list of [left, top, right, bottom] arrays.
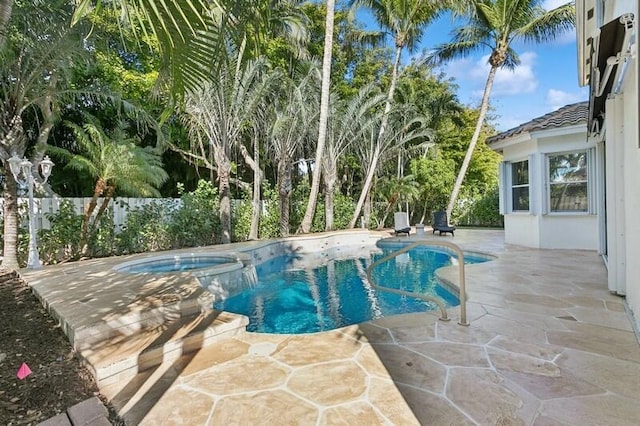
[[578, 0, 639, 329], [621, 56, 639, 323], [498, 128, 598, 250]]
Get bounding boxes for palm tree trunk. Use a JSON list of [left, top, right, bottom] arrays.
[[94, 185, 115, 227], [445, 65, 497, 221], [250, 134, 261, 240], [298, 0, 335, 234], [348, 147, 379, 228], [348, 45, 402, 228], [1, 166, 20, 269], [240, 134, 261, 240], [30, 89, 56, 192], [0, 0, 13, 47], [363, 192, 372, 228], [80, 179, 106, 256], [277, 158, 292, 237], [218, 164, 232, 244], [323, 155, 337, 231], [323, 172, 335, 232]]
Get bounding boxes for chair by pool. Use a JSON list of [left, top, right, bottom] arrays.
[[432, 210, 455, 236], [394, 212, 411, 236]]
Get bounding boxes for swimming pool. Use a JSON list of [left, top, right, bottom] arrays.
[[214, 247, 487, 334]]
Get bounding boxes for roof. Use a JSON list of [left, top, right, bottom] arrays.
[[486, 101, 588, 145]]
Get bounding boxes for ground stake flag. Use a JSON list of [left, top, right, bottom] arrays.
[[16, 363, 32, 380]]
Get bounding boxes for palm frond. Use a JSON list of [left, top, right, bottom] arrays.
[[516, 2, 575, 44]]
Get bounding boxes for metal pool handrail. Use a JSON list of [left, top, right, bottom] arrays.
[[365, 240, 469, 326]]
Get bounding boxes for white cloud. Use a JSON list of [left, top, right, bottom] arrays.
[[440, 51, 539, 99], [469, 52, 539, 97], [545, 88, 588, 109], [542, 0, 569, 11]]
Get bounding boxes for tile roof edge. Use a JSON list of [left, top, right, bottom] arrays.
[[487, 101, 589, 145]]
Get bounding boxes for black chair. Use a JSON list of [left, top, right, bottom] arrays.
[[432, 210, 455, 236]]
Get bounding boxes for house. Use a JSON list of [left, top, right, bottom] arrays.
[[486, 102, 597, 251], [490, 0, 639, 332]]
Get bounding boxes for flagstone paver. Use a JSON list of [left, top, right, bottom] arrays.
[[24, 230, 640, 425]]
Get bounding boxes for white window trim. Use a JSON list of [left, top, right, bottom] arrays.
[[501, 159, 532, 214]]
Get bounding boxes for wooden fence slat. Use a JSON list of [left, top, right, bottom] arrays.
[[0, 197, 183, 232]]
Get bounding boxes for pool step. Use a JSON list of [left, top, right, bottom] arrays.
[[79, 309, 248, 387]]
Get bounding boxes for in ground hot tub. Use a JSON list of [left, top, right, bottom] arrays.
[[114, 252, 257, 301], [114, 253, 241, 273]]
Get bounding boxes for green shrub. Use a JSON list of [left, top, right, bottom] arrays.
[[332, 192, 356, 230], [39, 200, 83, 264], [231, 197, 252, 242], [258, 185, 280, 239], [88, 213, 118, 257], [116, 202, 172, 254], [455, 185, 503, 227], [169, 180, 221, 247]]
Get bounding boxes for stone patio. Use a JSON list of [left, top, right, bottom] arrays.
[[22, 229, 640, 425]]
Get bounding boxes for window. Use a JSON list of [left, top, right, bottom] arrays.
[[511, 160, 529, 211], [548, 151, 588, 212]]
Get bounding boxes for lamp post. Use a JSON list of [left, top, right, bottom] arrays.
[[8, 155, 54, 269]]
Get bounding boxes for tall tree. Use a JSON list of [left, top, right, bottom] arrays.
[[0, 2, 87, 268], [0, 0, 12, 46], [348, 0, 445, 228], [51, 116, 168, 255], [427, 0, 575, 220], [298, 0, 335, 234], [267, 68, 319, 237], [324, 84, 385, 230], [182, 56, 273, 243]]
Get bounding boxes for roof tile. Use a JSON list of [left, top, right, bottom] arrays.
[[487, 101, 588, 145]]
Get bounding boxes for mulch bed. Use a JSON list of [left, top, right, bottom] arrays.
[[0, 267, 123, 425]]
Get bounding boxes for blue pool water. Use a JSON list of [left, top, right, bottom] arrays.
[[214, 247, 487, 334]]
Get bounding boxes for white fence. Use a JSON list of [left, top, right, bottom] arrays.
[[1, 197, 182, 232]]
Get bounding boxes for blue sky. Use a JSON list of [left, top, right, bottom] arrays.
[[357, 0, 588, 131]]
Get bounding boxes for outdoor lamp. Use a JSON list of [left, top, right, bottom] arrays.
[[7, 154, 55, 269]]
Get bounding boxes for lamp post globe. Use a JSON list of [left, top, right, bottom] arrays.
[[7, 154, 54, 269]]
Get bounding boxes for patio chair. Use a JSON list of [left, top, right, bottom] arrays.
[[393, 212, 411, 236], [432, 210, 455, 236]]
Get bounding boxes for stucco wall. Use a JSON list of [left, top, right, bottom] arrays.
[[621, 60, 640, 330], [538, 215, 598, 249], [504, 215, 539, 247]]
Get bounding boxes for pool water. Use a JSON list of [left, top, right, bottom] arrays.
[[214, 248, 486, 334]]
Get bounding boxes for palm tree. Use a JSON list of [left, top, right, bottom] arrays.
[[182, 55, 273, 243], [324, 84, 386, 230], [298, 0, 335, 234], [347, 0, 445, 228], [351, 109, 432, 228], [427, 0, 575, 220], [0, 0, 12, 46], [235, 0, 310, 62], [0, 2, 88, 269], [376, 174, 420, 227], [267, 68, 319, 237], [52, 116, 168, 255]]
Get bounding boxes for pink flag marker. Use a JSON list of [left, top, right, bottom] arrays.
[[16, 363, 32, 380]]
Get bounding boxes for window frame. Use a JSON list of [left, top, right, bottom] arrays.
[[510, 159, 530, 213], [545, 149, 593, 215]]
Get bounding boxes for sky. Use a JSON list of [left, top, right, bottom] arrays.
[[357, 0, 588, 131]]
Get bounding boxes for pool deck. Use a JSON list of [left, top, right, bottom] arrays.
[[20, 229, 640, 425]]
